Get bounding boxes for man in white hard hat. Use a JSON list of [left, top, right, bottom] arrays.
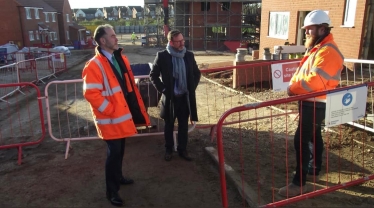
[[279, 10, 344, 197]]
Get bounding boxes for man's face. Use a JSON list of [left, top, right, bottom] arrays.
[[100, 28, 118, 52], [170, 33, 185, 51], [304, 25, 324, 48]]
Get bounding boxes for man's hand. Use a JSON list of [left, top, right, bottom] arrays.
[[287, 86, 295, 96]]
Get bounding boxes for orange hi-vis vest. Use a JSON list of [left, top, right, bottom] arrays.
[[289, 34, 344, 102], [82, 49, 150, 140]]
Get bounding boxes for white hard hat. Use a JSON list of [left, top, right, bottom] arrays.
[[302, 10, 331, 28]]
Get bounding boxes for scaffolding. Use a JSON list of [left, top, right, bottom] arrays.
[[143, 0, 261, 51]]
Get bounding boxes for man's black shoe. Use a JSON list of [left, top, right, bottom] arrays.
[[120, 177, 134, 185], [178, 151, 193, 161], [106, 191, 123, 207], [165, 151, 172, 161]]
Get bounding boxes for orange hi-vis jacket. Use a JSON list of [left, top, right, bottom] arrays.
[[82, 48, 150, 140], [289, 34, 344, 102]]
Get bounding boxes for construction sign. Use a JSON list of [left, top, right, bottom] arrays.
[[325, 85, 367, 127], [271, 61, 300, 91]]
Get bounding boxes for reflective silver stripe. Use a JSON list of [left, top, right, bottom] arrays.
[[311, 67, 341, 81], [102, 86, 122, 96], [98, 99, 109, 112], [95, 113, 132, 125], [331, 69, 342, 80], [84, 83, 103, 90], [325, 43, 344, 60], [310, 43, 344, 67], [300, 80, 313, 92], [92, 58, 112, 94]]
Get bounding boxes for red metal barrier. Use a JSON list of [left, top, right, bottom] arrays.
[[0, 82, 46, 165], [215, 82, 374, 207], [196, 59, 302, 139], [17, 59, 38, 84]]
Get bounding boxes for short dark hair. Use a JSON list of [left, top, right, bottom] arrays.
[[167, 29, 182, 41], [93, 24, 113, 46]]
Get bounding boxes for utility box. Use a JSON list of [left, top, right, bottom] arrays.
[[131, 63, 161, 108]]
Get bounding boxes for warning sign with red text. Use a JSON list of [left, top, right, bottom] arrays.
[[271, 61, 300, 92]]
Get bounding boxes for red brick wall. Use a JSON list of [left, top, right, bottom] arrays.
[[260, 0, 368, 59], [59, 0, 74, 45], [19, 9, 60, 47], [0, 0, 23, 47], [189, 2, 242, 50]]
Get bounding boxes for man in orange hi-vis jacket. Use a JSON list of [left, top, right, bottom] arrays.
[[82, 24, 150, 206], [278, 10, 344, 197]]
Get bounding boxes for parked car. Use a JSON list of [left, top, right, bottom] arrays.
[[53, 46, 71, 56]]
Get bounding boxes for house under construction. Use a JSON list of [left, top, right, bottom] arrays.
[[143, 0, 261, 51]]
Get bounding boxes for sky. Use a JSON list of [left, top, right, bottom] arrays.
[[68, 0, 143, 9]]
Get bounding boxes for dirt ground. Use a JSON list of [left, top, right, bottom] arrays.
[[0, 36, 243, 208], [1, 34, 374, 207]]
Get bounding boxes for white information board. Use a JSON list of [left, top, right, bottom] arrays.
[[271, 61, 300, 92], [325, 85, 367, 127]]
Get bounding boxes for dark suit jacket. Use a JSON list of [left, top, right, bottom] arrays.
[[149, 49, 201, 122]]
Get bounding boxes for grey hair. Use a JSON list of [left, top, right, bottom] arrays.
[[93, 24, 113, 46]]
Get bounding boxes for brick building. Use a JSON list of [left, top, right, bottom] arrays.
[[0, 0, 75, 48], [144, 0, 261, 51], [260, 0, 374, 60], [43, 0, 75, 45]]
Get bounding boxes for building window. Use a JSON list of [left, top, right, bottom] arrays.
[[52, 13, 56, 22], [201, 2, 210, 11], [25, 8, 31, 19], [36, 31, 39, 40], [66, 14, 70, 22], [49, 33, 53, 42], [34, 8, 40, 19], [268, 12, 290, 39], [45, 12, 49, 22], [343, 0, 357, 27], [29, 31, 35, 41], [54, 32, 58, 40], [66, 31, 70, 40], [221, 2, 230, 11]]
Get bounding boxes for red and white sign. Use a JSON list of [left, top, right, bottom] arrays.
[[271, 61, 300, 92]]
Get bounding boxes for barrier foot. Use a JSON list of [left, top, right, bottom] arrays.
[[0, 98, 10, 103], [17, 146, 22, 165], [16, 88, 25, 95], [65, 140, 71, 159], [38, 79, 46, 85]]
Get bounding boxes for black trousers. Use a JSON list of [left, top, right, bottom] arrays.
[[164, 95, 190, 153], [105, 138, 126, 193], [292, 101, 325, 186]]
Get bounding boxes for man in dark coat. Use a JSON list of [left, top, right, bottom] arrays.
[[149, 29, 201, 161]]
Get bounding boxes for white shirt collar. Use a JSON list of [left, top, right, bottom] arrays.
[[101, 48, 113, 64]]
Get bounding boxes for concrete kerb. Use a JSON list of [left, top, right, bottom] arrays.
[[205, 146, 264, 207]]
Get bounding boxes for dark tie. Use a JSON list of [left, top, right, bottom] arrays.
[[111, 55, 122, 79]]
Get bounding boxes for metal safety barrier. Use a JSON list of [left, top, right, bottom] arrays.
[[215, 82, 374, 207], [35, 55, 57, 84], [0, 63, 24, 103], [43, 76, 196, 159], [0, 82, 46, 165]]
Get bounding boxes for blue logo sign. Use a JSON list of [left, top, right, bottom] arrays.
[[342, 93, 353, 106]]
